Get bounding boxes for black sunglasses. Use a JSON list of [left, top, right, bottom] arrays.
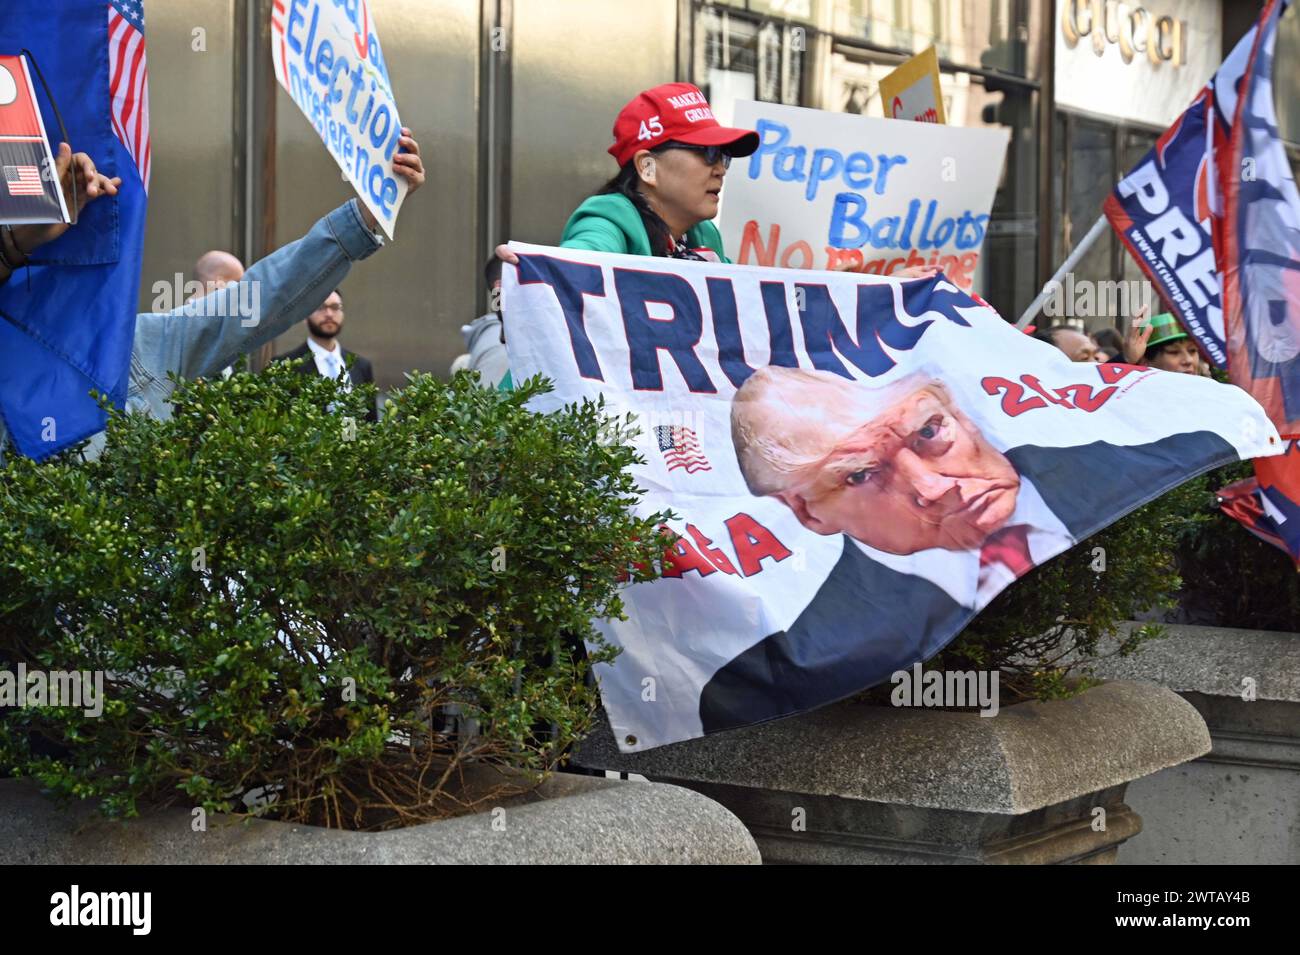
[[656, 141, 732, 169]]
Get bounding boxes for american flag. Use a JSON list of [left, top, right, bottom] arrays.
[[656, 425, 712, 474], [3, 165, 42, 196], [108, 0, 150, 191]]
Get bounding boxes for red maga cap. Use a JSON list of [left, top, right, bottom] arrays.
[[608, 82, 759, 167]]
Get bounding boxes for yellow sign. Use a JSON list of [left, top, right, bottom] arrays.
[[878, 46, 946, 125]]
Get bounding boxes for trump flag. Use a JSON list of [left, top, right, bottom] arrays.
[[1213, 0, 1300, 566], [1105, 0, 1300, 566], [504, 247, 1282, 751], [1103, 84, 1225, 367], [0, 0, 149, 460]]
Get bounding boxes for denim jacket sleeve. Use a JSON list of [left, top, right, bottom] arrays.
[[129, 199, 383, 415]]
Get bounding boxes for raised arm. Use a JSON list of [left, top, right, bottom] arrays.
[[134, 198, 385, 383], [132, 130, 424, 384]]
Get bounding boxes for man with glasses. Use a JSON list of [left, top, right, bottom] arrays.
[[272, 287, 378, 422]]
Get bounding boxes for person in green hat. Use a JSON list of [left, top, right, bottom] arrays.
[[1122, 305, 1201, 374]]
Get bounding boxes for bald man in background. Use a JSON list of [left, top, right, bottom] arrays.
[[1035, 325, 1101, 362], [192, 250, 245, 295], [189, 251, 246, 378]]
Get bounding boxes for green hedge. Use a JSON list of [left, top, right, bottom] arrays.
[[0, 366, 667, 830]]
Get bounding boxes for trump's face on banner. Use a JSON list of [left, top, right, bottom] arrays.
[[732, 366, 1020, 554]]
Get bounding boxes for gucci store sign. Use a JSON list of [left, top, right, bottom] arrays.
[[1055, 0, 1222, 127]]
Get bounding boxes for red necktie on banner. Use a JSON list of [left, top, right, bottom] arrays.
[[980, 524, 1034, 578]]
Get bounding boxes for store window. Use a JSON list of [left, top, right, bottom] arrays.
[[1063, 116, 1115, 303], [694, 0, 1044, 321], [1265, 0, 1299, 148], [831, 0, 1039, 78], [1052, 112, 1166, 331], [828, 46, 1039, 320], [697, 4, 806, 126], [1275, 1, 1300, 178], [706, 0, 823, 24]]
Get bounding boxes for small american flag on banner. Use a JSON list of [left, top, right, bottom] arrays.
[[3, 165, 42, 196], [656, 425, 712, 473], [108, 0, 151, 191]]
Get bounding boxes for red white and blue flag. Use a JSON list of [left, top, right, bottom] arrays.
[[656, 425, 712, 474], [3, 164, 41, 196], [1214, 0, 1300, 566], [1106, 0, 1300, 567], [108, 0, 151, 191], [1216, 0, 1300, 436], [504, 245, 1280, 750], [1104, 86, 1225, 366], [0, 1, 149, 459]]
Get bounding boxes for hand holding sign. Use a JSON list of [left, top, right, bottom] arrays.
[[6, 142, 120, 260], [831, 257, 940, 279], [356, 127, 423, 234], [271, 0, 411, 238], [0, 53, 71, 228]]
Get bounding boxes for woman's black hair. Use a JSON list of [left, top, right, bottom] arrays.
[[1144, 338, 1186, 362], [597, 157, 674, 257]]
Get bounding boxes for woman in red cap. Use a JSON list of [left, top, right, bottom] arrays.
[[499, 82, 755, 264], [558, 82, 758, 260], [497, 82, 946, 272], [487, 83, 937, 387]]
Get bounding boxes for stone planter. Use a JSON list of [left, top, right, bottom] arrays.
[[574, 681, 1208, 864], [1088, 623, 1300, 865], [0, 771, 760, 865]]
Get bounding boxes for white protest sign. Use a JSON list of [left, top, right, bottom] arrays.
[[271, 0, 407, 238], [720, 101, 1009, 290]]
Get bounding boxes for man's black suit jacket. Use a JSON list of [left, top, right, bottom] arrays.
[[271, 342, 377, 422], [698, 430, 1238, 734]]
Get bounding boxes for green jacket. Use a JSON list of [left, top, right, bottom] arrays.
[[559, 193, 730, 262]]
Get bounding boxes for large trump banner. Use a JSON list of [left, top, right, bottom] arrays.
[[720, 101, 1007, 289], [503, 247, 1281, 751], [271, 0, 407, 238]]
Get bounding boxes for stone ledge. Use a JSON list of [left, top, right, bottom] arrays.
[[0, 772, 761, 865], [1086, 623, 1300, 864], [667, 781, 1143, 864], [1089, 623, 1300, 703], [576, 681, 1210, 816]]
